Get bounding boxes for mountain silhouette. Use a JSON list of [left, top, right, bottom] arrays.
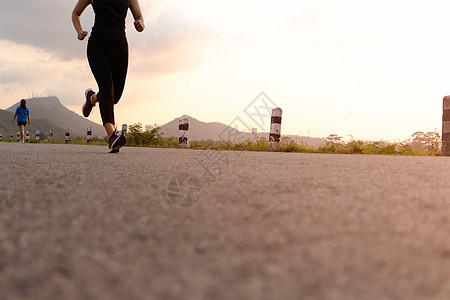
[[159, 115, 325, 147], [3, 96, 105, 138], [0, 109, 66, 139], [1, 98, 325, 146]]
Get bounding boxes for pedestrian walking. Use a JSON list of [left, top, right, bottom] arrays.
[[11, 99, 31, 143]]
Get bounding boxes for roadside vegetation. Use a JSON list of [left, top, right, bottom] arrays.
[[0, 124, 442, 156]]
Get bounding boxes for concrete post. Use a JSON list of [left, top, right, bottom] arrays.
[[16, 132, 20, 142], [251, 128, 258, 140], [0, 133, 2, 141], [87, 127, 92, 144], [35, 130, 40, 143], [443, 96, 450, 155], [10, 133, 13, 142], [269, 108, 283, 146], [179, 117, 189, 147], [25, 131, 30, 142], [48, 129, 53, 143], [65, 128, 70, 144], [122, 124, 127, 136]]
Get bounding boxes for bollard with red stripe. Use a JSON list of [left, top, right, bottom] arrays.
[[48, 129, 53, 143], [87, 127, 92, 144], [65, 128, 70, 144], [269, 108, 283, 147], [179, 117, 189, 147], [443, 96, 450, 155]]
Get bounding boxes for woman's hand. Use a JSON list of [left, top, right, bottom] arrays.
[[134, 20, 145, 32], [72, 0, 91, 40], [130, 0, 145, 32], [78, 30, 88, 40]]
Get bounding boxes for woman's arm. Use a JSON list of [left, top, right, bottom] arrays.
[[27, 114, 31, 125], [72, 0, 91, 40], [129, 0, 145, 32], [12, 114, 17, 123]]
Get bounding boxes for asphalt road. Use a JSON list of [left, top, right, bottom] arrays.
[[2, 142, 450, 300]]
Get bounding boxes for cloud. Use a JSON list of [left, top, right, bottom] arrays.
[[0, 1, 90, 60], [0, 39, 93, 107], [129, 5, 220, 76], [0, 1, 218, 71], [0, 1, 220, 110]]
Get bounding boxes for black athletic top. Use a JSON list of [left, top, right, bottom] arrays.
[[90, 0, 129, 45]]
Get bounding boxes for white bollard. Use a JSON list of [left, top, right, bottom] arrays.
[[0, 133, 2, 141], [48, 129, 53, 143], [252, 127, 258, 140], [122, 124, 127, 136], [16, 132, 20, 142], [65, 128, 70, 144], [35, 130, 40, 143], [179, 117, 189, 147], [87, 127, 92, 144], [25, 131, 30, 142], [269, 108, 283, 147], [10, 133, 13, 142]]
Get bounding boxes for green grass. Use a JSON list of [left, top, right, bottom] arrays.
[[316, 140, 440, 156], [187, 138, 441, 156], [0, 136, 108, 145]]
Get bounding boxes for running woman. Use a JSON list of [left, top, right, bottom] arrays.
[[72, 0, 145, 153], [11, 99, 31, 143]]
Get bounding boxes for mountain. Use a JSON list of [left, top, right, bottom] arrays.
[[160, 116, 240, 141], [0, 109, 66, 139], [1, 98, 325, 146], [0, 110, 19, 136], [159, 116, 326, 148], [5, 96, 105, 138]]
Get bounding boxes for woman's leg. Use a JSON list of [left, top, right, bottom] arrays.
[[104, 123, 115, 137], [98, 43, 128, 138], [88, 58, 126, 138], [87, 42, 115, 137], [19, 125, 25, 141], [109, 44, 128, 105], [104, 44, 128, 153]]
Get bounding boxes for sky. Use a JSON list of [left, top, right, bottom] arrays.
[[1, 0, 450, 141]]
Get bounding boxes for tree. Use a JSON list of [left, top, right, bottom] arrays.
[[326, 134, 343, 145], [126, 123, 164, 146], [281, 137, 295, 144], [129, 123, 143, 134], [408, 131, 441, 151]]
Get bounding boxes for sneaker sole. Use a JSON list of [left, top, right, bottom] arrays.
[[109, 135, 126, 153], [82, 89, 94, 117]]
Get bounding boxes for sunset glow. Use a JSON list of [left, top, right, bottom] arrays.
[[1, 1, 450, 141]]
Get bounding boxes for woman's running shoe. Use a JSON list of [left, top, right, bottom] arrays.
[[108, 130, 126, 153], [82, 88, 96, 117]]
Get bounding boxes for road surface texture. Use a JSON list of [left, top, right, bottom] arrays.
[[2, 142, 450, 300]]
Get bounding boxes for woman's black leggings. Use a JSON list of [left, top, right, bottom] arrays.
[[87, 41, 128, 125]]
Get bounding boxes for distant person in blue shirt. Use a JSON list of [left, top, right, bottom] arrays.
[[12, 99, 31, 143]]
